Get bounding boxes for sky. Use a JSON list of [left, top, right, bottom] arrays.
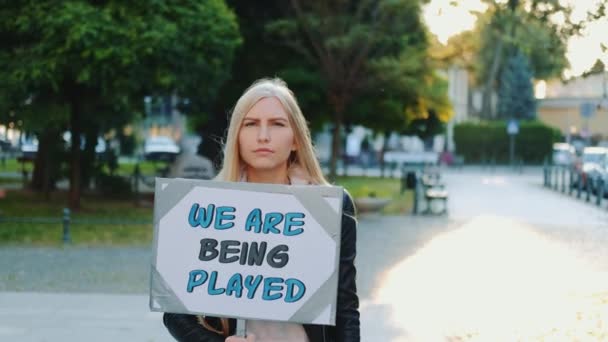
[[422, 0, 608, 79]]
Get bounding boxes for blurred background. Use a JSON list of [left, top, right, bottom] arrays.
[[1, 0, 608, 341]]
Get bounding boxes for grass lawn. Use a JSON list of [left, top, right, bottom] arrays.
[[0, 157, 164, 246], [0, 158, 33, 173], [0, 190, 153, 246], [0, 177, 25, 185], [333, 176, 414, 215], [0, 157, 163, 176], [334, 176, 401, 198], [114, 160, 167, 176], [0, 175, 413, 246]]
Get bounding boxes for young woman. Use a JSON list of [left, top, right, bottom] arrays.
[[163, 78, 360, 342]]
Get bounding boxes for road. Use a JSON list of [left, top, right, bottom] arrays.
[[359, 167, 608, 341]]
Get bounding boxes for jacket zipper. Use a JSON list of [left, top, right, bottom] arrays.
[[322, 326, 326, 342]]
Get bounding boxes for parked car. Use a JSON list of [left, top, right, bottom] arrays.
[[144, 136, 180, 162], [597, 157, 608, 197], [580, 146, 608, 191], [16, 133, 108, 162], [62, 132, 107, 154], [16, 137, 39, 161], [552, 142, 576, 166]]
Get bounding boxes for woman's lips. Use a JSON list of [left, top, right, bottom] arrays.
[[254, 148, 273, 153]]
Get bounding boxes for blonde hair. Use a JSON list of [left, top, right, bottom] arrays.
[[214, 77, 328, 185]]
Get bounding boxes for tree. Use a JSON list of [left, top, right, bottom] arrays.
[[19, 98, 69, 198], [497, 52, 536, 120], [0, 0, 241, 209], [343, 44, 452, 175], [474, 0, 608, 117], [194, 0, 325, 169], [406, 109, 445, 149], [429, 29, 479, 72], [267, 0, 436, 179], [582, 59, 606, 78]]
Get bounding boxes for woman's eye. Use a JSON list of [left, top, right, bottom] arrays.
[[273, 121, 286, 127], [243, 121, 256, 127]]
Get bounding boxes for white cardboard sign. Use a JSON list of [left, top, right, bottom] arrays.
[[149, 178, 343, 325]]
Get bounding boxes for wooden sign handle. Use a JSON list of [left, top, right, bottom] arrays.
[[236, 319, 247, 337]]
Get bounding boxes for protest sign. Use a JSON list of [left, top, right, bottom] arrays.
[[149, 178, 343, 325]]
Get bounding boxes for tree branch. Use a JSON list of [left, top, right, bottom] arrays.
[[344, 1, 381, 88], [289, 0, 335, 78]]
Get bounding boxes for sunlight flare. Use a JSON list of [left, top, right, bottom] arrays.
[[372, 215, 608, 340]]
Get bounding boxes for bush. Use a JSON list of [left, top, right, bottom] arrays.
[[118, 133, 136, 156], [95, 174, 132, 198], [454, 120, 561, 164]]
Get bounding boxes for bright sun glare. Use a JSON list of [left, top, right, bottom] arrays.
[[367, 215, 608, 340], [423, 0, 608, 78]]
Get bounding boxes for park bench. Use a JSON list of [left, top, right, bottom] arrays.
[[420, 169, 448, 214], [402, 164, 449, 215], [424, 185, 448, 215]]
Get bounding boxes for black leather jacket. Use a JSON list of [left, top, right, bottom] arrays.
[[163, 191, 360, 342]]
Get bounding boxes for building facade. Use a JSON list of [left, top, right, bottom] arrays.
[[537, 73, 608, 138]]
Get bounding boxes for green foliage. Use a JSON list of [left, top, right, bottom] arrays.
[[497, 52, 536, 119], [405, 109, 446, 142], [354, 44, 453, 133], [430, 29, 478, 70], [349, 42, 430, 132], [264, 0, 449, 177], [474, 0, 573, 83], [471, 0, 608, 85], [95, 174, 132, 198], [582, 59, 606, 78], [0, 0, 241, 205], [514, 15, 568, 79], [117, 132, 136, 156], [454, 120, 561, 163], [277, 67, 328, 131], [1, 0, 241, 121], [194, 1, 320, 163]]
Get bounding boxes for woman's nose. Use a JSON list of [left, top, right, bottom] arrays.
[[257, 124, 270, 142]]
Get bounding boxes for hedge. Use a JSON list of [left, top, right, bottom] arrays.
[[454, 120, 562, 164]]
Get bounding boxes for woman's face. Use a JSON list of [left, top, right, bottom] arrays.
[[238, 97, 296, 173]]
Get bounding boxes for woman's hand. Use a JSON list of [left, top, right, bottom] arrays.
[[225, 333, 256, 342]]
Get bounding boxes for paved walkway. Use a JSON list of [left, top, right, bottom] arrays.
[[358, 167, 608, 341], [1, 167, 608, 341], [445, 167, 608, 228], [0, 292, 169, 342]]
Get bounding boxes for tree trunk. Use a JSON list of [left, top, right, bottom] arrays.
[[342, 136, 349, 177], [32, 130, 48, 191], [328, 95, 345, 181], [69, 96, 82, 210], [82, 125, 99, 192], [32, 128, 59, 198], [379, 131, 389, 178], [481, 39, 504, 119], [329, 114, 341, 181]]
